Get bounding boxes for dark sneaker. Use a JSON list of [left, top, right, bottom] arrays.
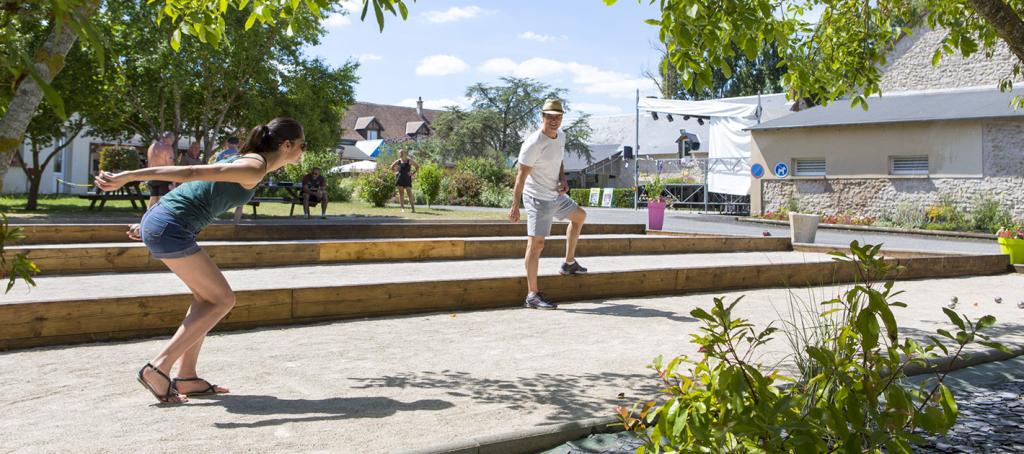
[[560, 261, 588, 275], [524, 292, 558, 310]]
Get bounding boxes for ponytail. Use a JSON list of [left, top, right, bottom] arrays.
[[241, 117, 304, 154]]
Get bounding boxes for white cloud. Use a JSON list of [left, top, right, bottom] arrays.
[[517, 31, 567, 43], [423, 6, 485, 23], [479, 57, 656, 99], [324, 13, 351, 28], [324, 2, 361, 27], [415, 54, 469, 76], [398, 97, 471, 110], [338, 0, 361, 12], [573, 103, 624, 116], [356, 53, 383, 63], [479, 58, 518, 74]]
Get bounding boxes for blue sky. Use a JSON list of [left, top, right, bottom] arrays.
[[306, 0, 665, 117]]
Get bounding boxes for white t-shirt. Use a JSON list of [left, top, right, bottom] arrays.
[[517, 128, 565, 201]]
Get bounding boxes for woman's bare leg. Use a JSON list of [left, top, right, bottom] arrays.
[[139, 250, 235, 398], [406, 187, 416, 212]]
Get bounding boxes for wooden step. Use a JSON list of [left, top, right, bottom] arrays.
[[10, 222, 645, 245], [0, 252, 1009, 350], [15, 235, 793, 275]]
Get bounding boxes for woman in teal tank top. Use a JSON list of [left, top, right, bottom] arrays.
[[94, 117, 305, 404]]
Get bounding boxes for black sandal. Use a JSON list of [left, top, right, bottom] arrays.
[[137, 363, 187, 404], [172, 377, 227, 396]]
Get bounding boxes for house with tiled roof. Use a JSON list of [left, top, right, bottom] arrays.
[[338, 98, 443, 160]]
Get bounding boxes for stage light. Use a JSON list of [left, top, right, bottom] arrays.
[[666, 114, 674, 122], [683, 115, 690, 121], [697, 118, 705, 125], [651, 112, 659, 120]]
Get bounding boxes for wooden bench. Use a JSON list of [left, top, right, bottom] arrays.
[[78, 192, 150, 211], [245, 195, 320, 217]]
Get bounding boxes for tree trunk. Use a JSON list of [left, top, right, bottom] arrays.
[[0, 0, 100, 187], [969, 0, 1024, 65], [26, 175, 41, 211]]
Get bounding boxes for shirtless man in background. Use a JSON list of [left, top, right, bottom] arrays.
[[147, 132, 177, 207]]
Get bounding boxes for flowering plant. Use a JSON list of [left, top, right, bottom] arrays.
[[822, 213, 877, 226], [997, 224, 1024, 240], [645, 176, 666, 202]]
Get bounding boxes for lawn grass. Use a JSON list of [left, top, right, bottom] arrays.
[[0, 194, 507, 222]]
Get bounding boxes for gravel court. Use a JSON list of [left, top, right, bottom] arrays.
[[1, 274, 1022, 453]]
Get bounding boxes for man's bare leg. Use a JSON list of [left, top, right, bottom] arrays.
[[564, 208, 586, 263], [525, 236, 545, 294]]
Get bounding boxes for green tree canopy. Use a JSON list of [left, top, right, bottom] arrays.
[[615, 0, 1024, 108], [0, 0, 404, 192], [648, 42, 786, 100], [429, 77, 593, 164], [84, 1, 356, 157]]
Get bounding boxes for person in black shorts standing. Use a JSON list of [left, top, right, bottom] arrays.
[[390, 148, 418, 213], [301, 167, 328, 219]]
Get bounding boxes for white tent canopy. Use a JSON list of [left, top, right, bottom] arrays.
[[638, 98, 759, 119], [637, 97, 759, 196], [356, 139, 384, 158], [330, 160, 377, 174]]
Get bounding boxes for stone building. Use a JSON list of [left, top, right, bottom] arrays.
[[749, 26, 1024, 219]]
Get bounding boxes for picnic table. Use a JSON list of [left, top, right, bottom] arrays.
[[248, 181, 316, 217], [77, 183, 148, 211], [77, 180, 313, 216]]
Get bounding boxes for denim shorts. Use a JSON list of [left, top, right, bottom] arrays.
[[140, 203, 202, 259], [524, 194, 580, 237]]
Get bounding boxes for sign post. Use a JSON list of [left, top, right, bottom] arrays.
[[751, 163, 765, 179], [588, 188, 601, 206], [773, 162, 790, 178], [601, 188, 615, 207]]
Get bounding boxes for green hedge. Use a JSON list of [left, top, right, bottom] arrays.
[[569, 188, 635, 208], [357, 168, 397, 207], [98, 146, 141, 172]]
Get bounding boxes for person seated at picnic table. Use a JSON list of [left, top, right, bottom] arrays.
[[301, 167, 328, 219], [179, 143, 204, 166]]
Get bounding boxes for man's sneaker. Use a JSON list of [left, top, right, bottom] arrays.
[[560, 261, 588, 275], [524, 292, 558, 310]]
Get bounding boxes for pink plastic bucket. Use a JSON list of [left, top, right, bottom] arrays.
[[647, 200, 666, 231]]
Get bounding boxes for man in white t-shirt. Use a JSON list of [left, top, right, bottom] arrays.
[[508, 99, 588, 310]]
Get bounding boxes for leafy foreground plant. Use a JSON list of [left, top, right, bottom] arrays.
[[618, 241, 1007, 453], [1, 213, 39, 293]]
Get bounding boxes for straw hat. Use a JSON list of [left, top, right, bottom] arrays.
[[541, 99, 564, 115]]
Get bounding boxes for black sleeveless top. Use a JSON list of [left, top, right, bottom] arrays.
[[397, 160, 412, 177]]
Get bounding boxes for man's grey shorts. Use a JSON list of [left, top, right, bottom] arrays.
[[524, 194, 580, 237]]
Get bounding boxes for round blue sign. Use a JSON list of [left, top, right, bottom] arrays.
[[751, 163, 765, 179], [773, 162, 790, 178]]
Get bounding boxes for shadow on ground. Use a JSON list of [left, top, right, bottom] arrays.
[[349, 370, 662, 424], [561, 300, 699, 323], [193, 395, 454, 428]]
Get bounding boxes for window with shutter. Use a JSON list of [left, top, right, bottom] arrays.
[[793, 158, 826, 176], [890, 156, 928, 175]]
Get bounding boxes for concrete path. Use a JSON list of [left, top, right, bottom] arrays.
[[443, 206, 1003, 255], [10, 205, 1002, 255], [3, 251, 834, 304], [2, 274, 1021, 453]]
